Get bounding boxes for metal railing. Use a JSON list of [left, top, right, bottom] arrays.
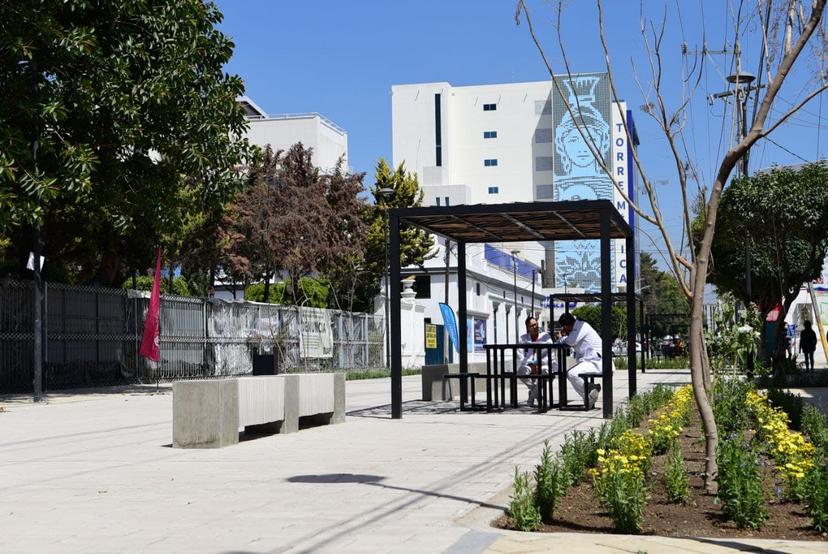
[[0, 279, 384, 393]]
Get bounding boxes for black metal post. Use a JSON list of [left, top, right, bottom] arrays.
[[626, 235, 637, 398], [548, 294, 554, 334], [511, 252, 518, 337], [389, 213, 402, 419], [457, 242, 468, 401], [383, 217, 390, 368], [639, 298, 646, 373], [531, 269, 536, 317], [30, 59, 43, 402], [600, 210, 613, 418]]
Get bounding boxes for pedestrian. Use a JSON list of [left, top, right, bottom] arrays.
[[557, 312, 603, 408], [800, 320, 817, 372], [517, 316, 553, 407]]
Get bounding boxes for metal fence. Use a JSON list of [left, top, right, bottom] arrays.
[[0, 279, 385, 393]]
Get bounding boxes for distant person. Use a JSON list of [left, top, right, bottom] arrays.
[[557, 313, 603, 409], [800, 320, 817, 372], [517, 317, 553, 407]]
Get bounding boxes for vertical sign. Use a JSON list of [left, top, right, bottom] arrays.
[[552, 72, 614, 291], [612, 102, 630, 289]]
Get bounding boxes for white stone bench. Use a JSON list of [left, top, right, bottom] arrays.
[[172, 373, 345, 448]]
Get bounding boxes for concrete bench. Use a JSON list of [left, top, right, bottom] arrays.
[[173, 373, 345, 448]]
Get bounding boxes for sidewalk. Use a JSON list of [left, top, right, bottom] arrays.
[[0, 371, 823, 553]]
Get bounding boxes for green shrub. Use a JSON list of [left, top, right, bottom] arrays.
[[534, 441, 565, 523], [713, 378, 752, 435], [766, 388, 804, 430], [717, 437, 767, 529], [802, 404, 828, 455], [123, 274, 191, 296], [508, 467, 541, 531], [245, 277, 330, 308], [663, 447, 690, 504], [560, 430, 598, 487], [597, 466, 648, 534], [803, 462, 828, 532]]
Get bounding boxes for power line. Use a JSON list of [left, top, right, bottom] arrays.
[[763, 136, 811, 163]]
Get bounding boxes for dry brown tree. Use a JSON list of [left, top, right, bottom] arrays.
[[516, 0, 827, 492]]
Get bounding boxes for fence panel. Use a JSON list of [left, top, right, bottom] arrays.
[[0, 279, 386, 393]]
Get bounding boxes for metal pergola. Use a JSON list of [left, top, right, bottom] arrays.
[[548, 292, 646, 372], [389, 199, 637, 419]]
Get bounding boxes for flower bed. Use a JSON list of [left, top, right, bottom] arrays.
[[498, 382, 828, 541]]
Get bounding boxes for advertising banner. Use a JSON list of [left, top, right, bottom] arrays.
[[298, 307, 334, 358], [439, 302, 459, 353], [425, 323, 438, 349], [474, 318, 486, 352]]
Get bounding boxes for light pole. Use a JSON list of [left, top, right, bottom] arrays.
[[379, 187, 394, 368], [511, 250, 520, 340]]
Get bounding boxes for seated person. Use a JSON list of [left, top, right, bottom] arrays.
[[557, 312, 602, 408], [517, 316, 553, 406]]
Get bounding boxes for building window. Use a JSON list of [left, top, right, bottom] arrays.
[[435, 197, 441, 206], [484, 159, 498, 167], [434, 93, 442, 167], [488, 186, 499, 194], [476, 282, 481, 296], [483, 130, 497, 139], [414, 275, 431, 299], [445, 196, 450, 206], [536, 184, 554, 199], [535, 100, 552, 115], [483, 103, 497, 111], [535, 156, 554, 171], [534, 128, 554, 143]]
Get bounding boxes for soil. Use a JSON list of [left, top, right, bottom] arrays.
[[495, 412, 828, 541]]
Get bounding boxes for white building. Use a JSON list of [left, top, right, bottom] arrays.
[[238, 95, 349, 172], [388, 77, 640, 364]]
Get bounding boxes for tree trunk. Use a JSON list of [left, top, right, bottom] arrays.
[[689, 292, 719, 494], [699, 325, 712, 395], [263, 273, 271, 304]]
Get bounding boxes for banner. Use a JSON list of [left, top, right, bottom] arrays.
[[298, 306, 334, 358], [138, 247, 162, 362], [439, 302, 459, 353], [474, 318, 486, 352]]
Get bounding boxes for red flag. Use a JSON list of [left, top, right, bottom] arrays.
[[139, 247, 162, 362]]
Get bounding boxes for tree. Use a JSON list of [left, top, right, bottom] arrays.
[[709, 163, 828, 364], [572, 304, 627, 339], [347, 159, 434, 312], [0, 0, 252, 285], [222, 143, 366, 306], [640, 253, 689, 338], [515, 0, 826, 492]]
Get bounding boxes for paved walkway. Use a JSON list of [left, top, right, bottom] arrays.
[[0, 371, 824, 553]]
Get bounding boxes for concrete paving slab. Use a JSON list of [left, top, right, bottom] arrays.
[[1, 370, 823, 552]]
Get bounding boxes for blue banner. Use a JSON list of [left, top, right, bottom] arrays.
[[439, 302, 459, 353]]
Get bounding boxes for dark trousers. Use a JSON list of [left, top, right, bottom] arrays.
[[803, 351, 815, 371]]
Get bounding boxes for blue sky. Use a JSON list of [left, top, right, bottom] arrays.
[[216, 0, 827, 267]]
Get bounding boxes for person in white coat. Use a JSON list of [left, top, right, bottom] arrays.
[[517, 316, 553, 406], [557, 312, 602, 408]]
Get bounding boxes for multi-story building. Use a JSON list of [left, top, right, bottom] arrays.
[[238, 95, 348, 172], [390, 76, 639, 363]]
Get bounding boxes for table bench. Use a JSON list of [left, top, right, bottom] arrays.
[[173, 373, 345, 448], [441, 373, 481, 411]]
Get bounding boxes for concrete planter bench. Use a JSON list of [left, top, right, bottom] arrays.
[[173, 373, 345, 448]]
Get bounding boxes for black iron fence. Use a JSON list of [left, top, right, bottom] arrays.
[[0, 279, 384, 393]]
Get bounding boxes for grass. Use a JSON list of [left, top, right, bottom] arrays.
[[344, 368, 421, 381], [615, 356, 688, 370]]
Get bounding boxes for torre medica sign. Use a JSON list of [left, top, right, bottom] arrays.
[[551, 72, 638, 292]]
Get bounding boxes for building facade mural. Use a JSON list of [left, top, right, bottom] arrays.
[[552, 72, 616, 291]]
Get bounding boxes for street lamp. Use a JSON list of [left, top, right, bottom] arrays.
[[379, 187, 394, 368], [511, 250, 520, 340]]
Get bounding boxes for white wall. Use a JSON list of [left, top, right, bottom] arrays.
[[246, 115, 348, 172]]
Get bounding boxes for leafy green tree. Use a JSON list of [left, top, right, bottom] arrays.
[[245, 277, 329, 309], [122, 275, 191, 297], [0, 0, 251, 285], [709, 163, 828, 363], [347, 159, 434, 312], [639, 252, 689, 338], [571, 304, 628, 339]]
